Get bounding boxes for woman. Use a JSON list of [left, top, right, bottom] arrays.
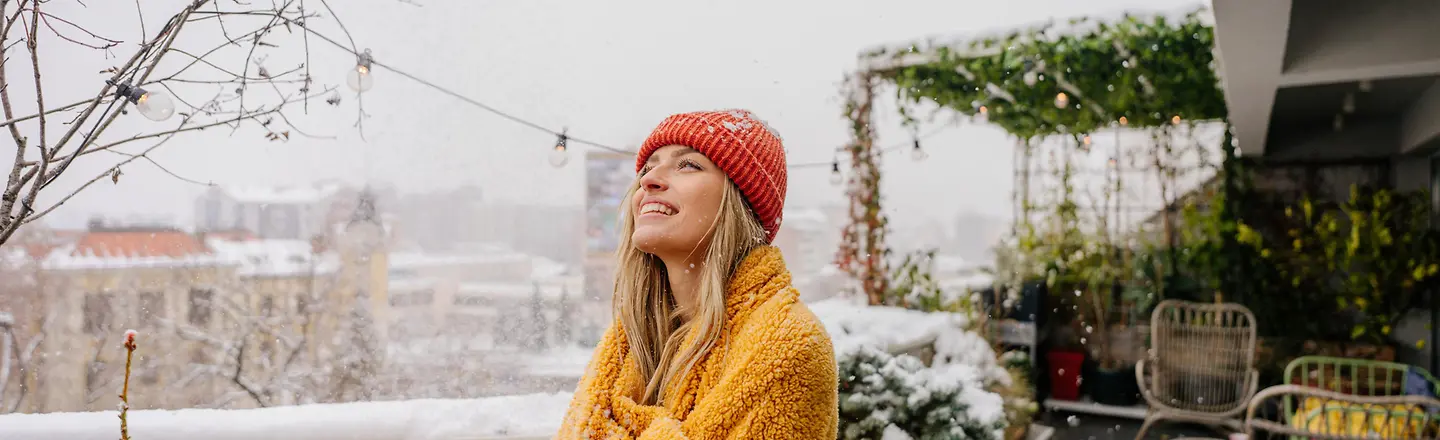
[[559, 109, 838, 439]]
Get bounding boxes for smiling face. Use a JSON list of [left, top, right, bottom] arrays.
[[630, 144, 728, 261]]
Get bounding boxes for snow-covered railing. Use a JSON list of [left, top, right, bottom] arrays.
[[0, 393, 572, 440]]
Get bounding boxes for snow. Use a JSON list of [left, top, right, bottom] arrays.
[[205, 238, 339, 277], [0, 393, 573, 440], [4, 295, 1011, 440], [388, 250, 531, 270], [810, 296, 973, 356], [40, 243, 237, 270]]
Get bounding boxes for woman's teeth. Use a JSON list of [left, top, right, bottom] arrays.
[[641, 203, 676, 215]]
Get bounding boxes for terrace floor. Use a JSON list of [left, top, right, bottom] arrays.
[[1038, 411, 1229, 440]]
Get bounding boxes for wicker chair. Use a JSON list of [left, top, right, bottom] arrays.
[[1134, 300, 1260, 439]]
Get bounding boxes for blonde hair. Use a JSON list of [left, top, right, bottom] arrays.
[[613, 177, 766, 405]]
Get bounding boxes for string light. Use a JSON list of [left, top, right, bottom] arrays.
[[829, 161, 843, 186], [910, 138, 928, 161], [110, 80, 175, 121], [1023, 71, 1038, 86], [1118, 116, 1128, 126], [549, 130, 570, 168], [1082, 135, 1092, 146], [975, 105, 989, 123], [1171, 115, 1181, 125], [1342, 92, 1355, 114], [1054, 92, 1069, 109], [347, 48, 375, 93]]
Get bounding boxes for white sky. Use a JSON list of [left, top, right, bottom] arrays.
[[3, 0, 1205, 233]]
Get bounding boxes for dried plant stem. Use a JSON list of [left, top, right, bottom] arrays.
[[119, 331, 136, 440]]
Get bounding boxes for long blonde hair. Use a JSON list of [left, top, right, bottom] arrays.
[[613, 177, 766, 406]]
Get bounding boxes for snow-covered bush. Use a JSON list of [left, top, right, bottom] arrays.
[[838, 346, 1007, 440]]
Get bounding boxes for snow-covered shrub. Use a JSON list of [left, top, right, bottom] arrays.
[[838, 346, 1007, 440]]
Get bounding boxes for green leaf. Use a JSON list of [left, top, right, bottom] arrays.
[[1351, 325, 1367, 340]]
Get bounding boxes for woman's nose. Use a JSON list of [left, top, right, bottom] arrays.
[[639, 170, 668, 191]]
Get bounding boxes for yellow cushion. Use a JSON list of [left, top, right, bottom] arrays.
[[1292, 397, 1432, 439]]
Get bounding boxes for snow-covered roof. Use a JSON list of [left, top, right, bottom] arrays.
[[529, 256, 570, 279], [389, 251, 530, 270], [205, 238, 339, 277], [38, 230, 236, 271], [218, 183, 343, 205], [0, 392, 573, 440], [388, 277, 441, 292], [456, 282, 570, 301]]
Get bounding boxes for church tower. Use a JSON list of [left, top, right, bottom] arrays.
[[337, 186, 390, 343]]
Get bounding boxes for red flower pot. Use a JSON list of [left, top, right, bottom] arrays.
[[1048, 350, 1085, 401]]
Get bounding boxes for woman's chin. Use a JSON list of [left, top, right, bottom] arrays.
[[631, 229, 693, 257]]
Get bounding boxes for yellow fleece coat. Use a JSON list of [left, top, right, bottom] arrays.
[[557, 246, 838, 439]]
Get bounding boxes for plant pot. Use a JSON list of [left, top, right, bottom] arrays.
[[1088, 364, 1140, 406], [1047, 350, 1085, 401]]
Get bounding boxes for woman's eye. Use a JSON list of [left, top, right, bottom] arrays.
[[679, 160, 702, 170]]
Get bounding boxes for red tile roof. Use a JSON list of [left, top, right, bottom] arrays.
[[71, 231, 211, 258]]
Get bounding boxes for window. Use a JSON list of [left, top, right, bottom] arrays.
[[82, 293, 112, 334], [390, 289, 436, 307], [188, 288, 213, 326], [139, 292, 165, 321]]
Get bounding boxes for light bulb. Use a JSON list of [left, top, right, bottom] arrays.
[[1082, 135, 1092, 146], [346, 66, 374, 93], [1172, 115, 1182, 125], [976, 106, 988, 122], [910, 140, 927, 161], [548, 145, 569, 167], [1023, 71, 1038, 86], [134, 90, 175, 121], [1342, 92, 1355, 114], [1118, 116, 1128, 126], [829, 162, 843, 186], [549, 132, 570, 168], [347, 49, 375, 93], [1333, 114, 1344, 132], [1054, 93, 1069, 109]]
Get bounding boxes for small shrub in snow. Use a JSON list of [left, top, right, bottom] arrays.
[[838, 347, 1007, 440]]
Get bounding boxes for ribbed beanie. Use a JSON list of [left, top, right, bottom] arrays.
[[636, 109, 787, 243]]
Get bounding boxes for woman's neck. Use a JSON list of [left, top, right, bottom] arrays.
[[661, 255, 704, 321]]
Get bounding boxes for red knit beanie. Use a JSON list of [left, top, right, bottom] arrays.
[[636, 109, 787, 243]]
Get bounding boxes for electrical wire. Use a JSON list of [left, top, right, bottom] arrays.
[[291, 21, 952, 169]]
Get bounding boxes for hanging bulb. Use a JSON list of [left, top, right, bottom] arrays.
[[976, 105, 989, 123], [829, 161, 843, 186], [910, 139, 928, 161], [1082, 135, 1092, 146], [1054, 92, 1069, 109], [1023, 71, 1038, 86], [1342, 92, 1356, 114], [549, 131, 570, 168], [1333, 114, 1344, 132], [346, 49, 375, 93], [133, 90, 175, 121], [1118, 116, 1128, 126], [1171, 115, 1181, 125], [111, 81, 174, 121], [1358, 80, 1373, 93]]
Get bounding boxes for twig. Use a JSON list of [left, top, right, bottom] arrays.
[[34, 9, 121, 50], [134, 0, 145, 42], [119, 329, 137, 440]]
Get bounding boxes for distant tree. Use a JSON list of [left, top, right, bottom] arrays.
[[555, 286, 572, 345], [529, 283, 548, 352]]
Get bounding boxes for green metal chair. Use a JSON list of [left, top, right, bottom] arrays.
[[1245, 356, 1440, 439]]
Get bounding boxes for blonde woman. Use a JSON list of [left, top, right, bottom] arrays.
[[559, 110, 838, 438]]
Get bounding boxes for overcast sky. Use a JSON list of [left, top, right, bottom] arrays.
[[3, 0, 1205, 232]]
